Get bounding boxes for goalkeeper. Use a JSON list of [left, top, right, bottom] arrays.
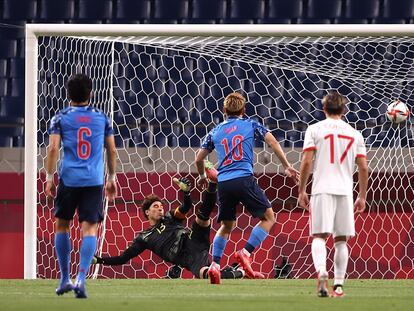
[[93, 177, 245, 280]]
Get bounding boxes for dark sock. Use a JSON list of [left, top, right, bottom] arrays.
[[202, 266, 243, 279], [177, 193, 192, 215], [197, 184, 217, 220], [221, 268, 243, 279], [207, 182, 217, 193], [244, 242, 255, 254], [202, 269, 208, 279]]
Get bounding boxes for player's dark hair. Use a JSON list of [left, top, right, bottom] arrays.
[[322, 91, 347, 116], [67, 73, 92, 103], [141, 194, 163, 219]]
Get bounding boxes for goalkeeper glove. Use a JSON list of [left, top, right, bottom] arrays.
[[173, 177, 192, 193], [91, 256, 103, 264]]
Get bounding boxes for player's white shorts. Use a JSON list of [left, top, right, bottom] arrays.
[[309, 194, 355, 238]]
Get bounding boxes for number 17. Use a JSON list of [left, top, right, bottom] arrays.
[[324, 134, 354, 164]]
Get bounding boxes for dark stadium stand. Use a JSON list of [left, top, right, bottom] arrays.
[[39, 0, 75, 20], [383, 0, 414, 19], [192, 0, 227, 20], [113, 0, 151, 22], [307, 0, 342, 19], [268, 0, 303, 19], [229, 0, 266, 20], [1, 97, 24, 117], [2, 0, 37, 20], [0, 60, 7, 78], [0, 78, 8, 97], [78, 0, 113, 21], [0, 39, 17, 58], [0, 0, 414, 147], [153, 0, 189, 19], [344, 0, 380, 19]]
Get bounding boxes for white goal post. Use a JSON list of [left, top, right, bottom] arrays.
[[25, 24, 414, 280]]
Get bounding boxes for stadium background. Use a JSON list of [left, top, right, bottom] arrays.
[[1, 0, 414, 279]]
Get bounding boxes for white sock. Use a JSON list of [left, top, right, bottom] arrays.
[[312, 238, 327, 274], [334, 241, 348, 286], [242, 248, 251, 257]]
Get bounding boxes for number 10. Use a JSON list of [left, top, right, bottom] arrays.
[[221, 135, 244, 166]]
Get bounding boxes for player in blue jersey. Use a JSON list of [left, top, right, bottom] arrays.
[[195, 92, 299, 284], [44, 74, 117, 298]]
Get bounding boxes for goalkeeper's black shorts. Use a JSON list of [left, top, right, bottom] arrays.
[[182, 221, 211, 278]]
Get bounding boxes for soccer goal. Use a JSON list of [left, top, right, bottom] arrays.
[[25, 24, 414, 280]]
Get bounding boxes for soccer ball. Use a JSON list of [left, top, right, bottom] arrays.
[[386, 100, 410, 124], [204, 160, 218, 182]]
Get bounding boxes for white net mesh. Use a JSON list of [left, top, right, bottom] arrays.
[[36, 34, 414, 279]]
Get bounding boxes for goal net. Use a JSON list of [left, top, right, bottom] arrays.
[[27, 25, 414, 280]]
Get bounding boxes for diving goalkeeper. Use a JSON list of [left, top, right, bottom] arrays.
[[93, 176, 249, 280]]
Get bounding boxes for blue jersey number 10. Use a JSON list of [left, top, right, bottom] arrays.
[[221, 135, 244, 166]]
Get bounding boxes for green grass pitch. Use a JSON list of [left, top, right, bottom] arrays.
[[1, 279, 413, 311]]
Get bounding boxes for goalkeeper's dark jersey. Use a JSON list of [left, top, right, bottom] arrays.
[[98, 211, 206, 267], [131, 211, 190, 265], [97, 192, 214, 276]]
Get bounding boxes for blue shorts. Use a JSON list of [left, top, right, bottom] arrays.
[[217, 175, 271, 222], [54, 180, 104, 223]]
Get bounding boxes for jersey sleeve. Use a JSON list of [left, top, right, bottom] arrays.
[[48, 113, 62, 135], [303, 126, 316, 152], [104, 114, 114, 136], [172, 194, 193, 220], [97, 235, 146, 265], [252, 120, 269, 142], [201, 130, 215, 152], [356, 132, 367, 158]]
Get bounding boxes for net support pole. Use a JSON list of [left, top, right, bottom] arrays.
[[24, 26, 39, 279]]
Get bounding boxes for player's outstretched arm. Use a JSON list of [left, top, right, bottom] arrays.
[[264, 132, 299, 184], [298, 149, 315, 210], [355, 156, 369, 213], [45, 134, 61, 199], [92, 239, 144, 266], [105, 135, 118, 202]]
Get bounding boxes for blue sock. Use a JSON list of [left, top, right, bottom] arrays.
[[212, 235, 228, 264], [55, 232, 71, 283], [77, 236, 97, 283], [245, 226, 268, 254]]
